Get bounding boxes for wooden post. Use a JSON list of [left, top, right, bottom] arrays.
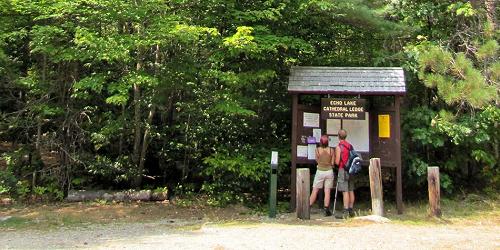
[[369, 158, 384, 216], [427, 167, 441, 217], [291, 94, 298, 211], [296, 168, 310, 219], [394, 96, 403, 214]]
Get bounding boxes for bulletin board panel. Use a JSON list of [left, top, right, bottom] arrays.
[[370, 110, 398, 167], [342, 112, 370, 152], [296, 105, 322, 164]]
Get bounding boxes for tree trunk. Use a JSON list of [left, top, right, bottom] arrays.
[[484, 0, 496, 30], [119, 104, 125, 155], [132, 89, 142, 186], [135, 44, 161, 186], [35, 119, 41, 151], [132, 47, 144, 186], [136, 106, 155, 186]]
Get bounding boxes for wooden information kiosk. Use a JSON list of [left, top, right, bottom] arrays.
[[288, 66, 405, 214]]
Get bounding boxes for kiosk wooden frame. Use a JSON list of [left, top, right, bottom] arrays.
[[288, 66, 405, 214]]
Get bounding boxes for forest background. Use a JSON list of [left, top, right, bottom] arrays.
[[0, 0, 498, 206]]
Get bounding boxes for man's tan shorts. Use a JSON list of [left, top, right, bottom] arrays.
[[312, 169, 334, 189]]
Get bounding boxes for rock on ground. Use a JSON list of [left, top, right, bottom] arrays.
[[353, 215, 391, 223]]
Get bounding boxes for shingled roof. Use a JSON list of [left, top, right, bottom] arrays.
[[288, 66, 406, 95]]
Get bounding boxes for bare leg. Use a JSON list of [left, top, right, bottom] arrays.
[[324, 188, 331, 208], [348, 191, 355, 208], [309, 187, 320, 206], [342, 192, 350, 209]]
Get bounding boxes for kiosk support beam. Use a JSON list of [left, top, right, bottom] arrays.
[[395, 96, 403, 214], [291, 94, 298, 211]]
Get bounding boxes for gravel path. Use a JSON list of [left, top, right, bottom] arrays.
[[1, 216, 499, 249]]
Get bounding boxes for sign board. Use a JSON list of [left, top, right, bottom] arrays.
[[321, 98, 366, 120], [378, 114, 391, 138], [271, 151, 278, 165], [296, 106, 320, 164]]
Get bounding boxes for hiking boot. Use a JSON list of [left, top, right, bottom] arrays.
[[324, 207, 332, 217], [348, 208, 355, 218], [341, 209, 350, 219]]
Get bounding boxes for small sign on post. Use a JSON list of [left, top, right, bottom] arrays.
[[269, 151, 278, 218]]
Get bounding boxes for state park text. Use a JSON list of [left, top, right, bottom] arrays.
[[321, 98, 366, 120]]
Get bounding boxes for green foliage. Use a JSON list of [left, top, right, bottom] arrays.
[[201, 151, 268, 205], [447, 2, 476, 17], [72, 75, 106, 100], [0, 169, 16, 195], [33, 186, 47, 196], [477, 40, 499, 61], [0, 147, 64, 201], [223, 26, 257, 54], [0, 0, 497, 204], [200, 147, 290, 206], [418, 43, 496, 109], [394, 0, 500, 194], [0, 185, 8, 195], [15, 181, 30, 200], [84, 155, 138, 185]]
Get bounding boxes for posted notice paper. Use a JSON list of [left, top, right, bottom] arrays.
[[313, 128, 322, 143], [328, 136, 339, 148], [307, 144, 316, 160], [303, 112, 319, 128], [297, 145, 308, 158], [326, 119, 341, 135]]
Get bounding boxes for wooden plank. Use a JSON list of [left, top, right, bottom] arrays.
[[296, 168, 310, 219], [289, 75, 405, 79], [369, 158, 384, 216], [427, 167, 441, 217], [291, 66, 404, 70], [289, 76, 405, 81], [290, 86, 404, 90], [288, 89, 406, 95], [288, 84, 406, 89], [291, 68, 404, 72], [289, 79, 405, 84], [288, 90, 407, 96], [291, 73, 404, 79], [289, 82, 404, 88], [291, 94, 298, 211], [395, 96, 403, 214]]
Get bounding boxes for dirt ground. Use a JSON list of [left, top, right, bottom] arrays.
[[1, 200, 499, 249], [2, 219, 499, 249]]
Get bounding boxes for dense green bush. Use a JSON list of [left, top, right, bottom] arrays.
[[1, 147, 63, 201], [201, 147, 290, 206]]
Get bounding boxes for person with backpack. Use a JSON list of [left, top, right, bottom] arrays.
[[309, 135, 335, 216], [335, 129, 356, 218]]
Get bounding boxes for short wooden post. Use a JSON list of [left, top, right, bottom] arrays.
[[296, 168, 310, 219], [369, 158, 384, 216], [427, 167, 441, 217]]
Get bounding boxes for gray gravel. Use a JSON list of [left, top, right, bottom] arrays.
[[1, 217, 499, 249]]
